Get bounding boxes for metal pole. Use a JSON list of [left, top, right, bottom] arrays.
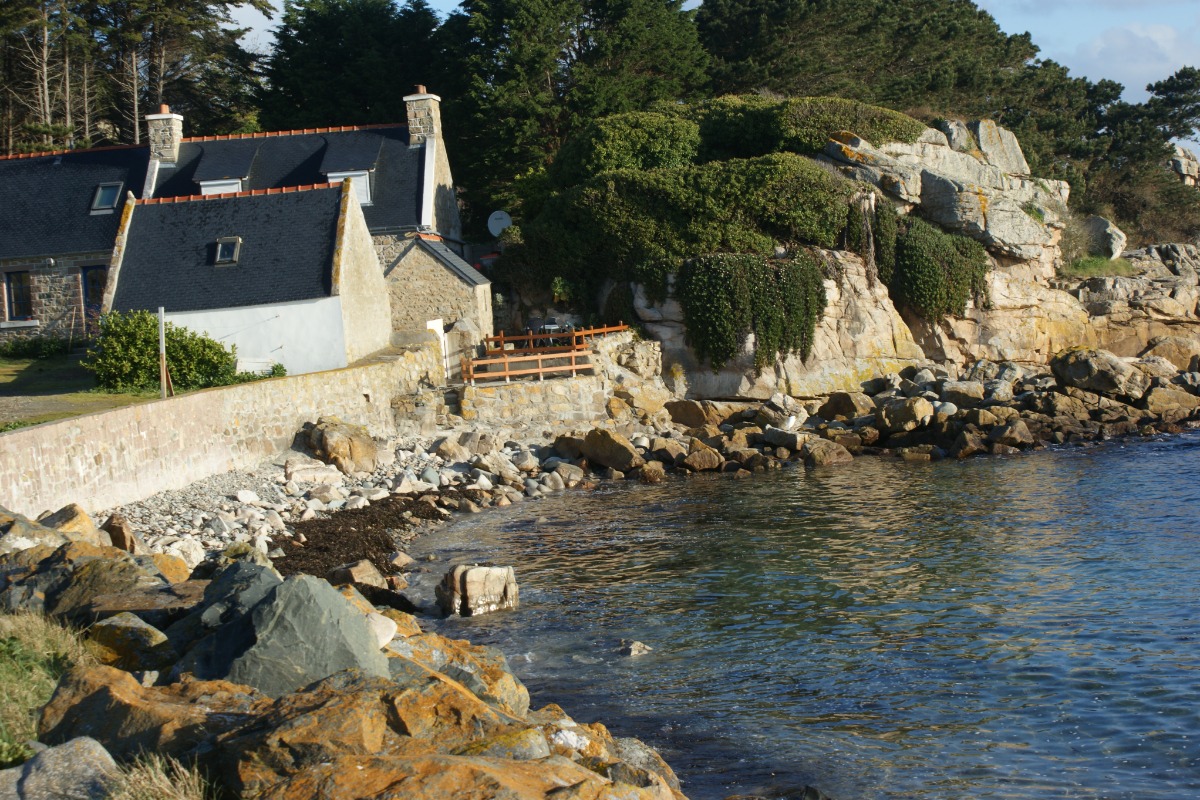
[[158, 306, 167, 399]]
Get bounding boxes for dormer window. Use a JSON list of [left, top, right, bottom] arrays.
[[200, 179, 243, 195], [215, 236, 241, 265], [91, 182, 122, 213], [326, 171, 372, 206]]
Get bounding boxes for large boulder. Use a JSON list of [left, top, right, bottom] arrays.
[[581, 429, 645, 472], [0, 506, 72, 555], [939, 380, 985, 408], [1083, 216, 1128, 260], [39, 666, 270, 759], [0, 736, 118, 799], [174, 574, 389, 698], [1051, 348, 1150, 402], [817, 391, 875, 420], [801, 439, 855, 467], [38, 504, 111, 548], [970, 119, 1030, 175], [388, 632, 530, 717], [1141, 335, 1200, 372], [309, 417, 379, 475], [877, 397, 935, 434], [1143, 387, 1200, 415], [435, 565, 519, 618]]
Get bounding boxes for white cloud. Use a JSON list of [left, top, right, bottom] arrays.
[[1070, 22, 1200, 100]]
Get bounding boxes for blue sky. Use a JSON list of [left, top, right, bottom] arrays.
[[232, 0, 1200, 129]]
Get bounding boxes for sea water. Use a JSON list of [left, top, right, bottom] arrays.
[[408, 433, 1200, 800]]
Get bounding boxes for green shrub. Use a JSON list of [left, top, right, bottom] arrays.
[[83, 310, 238, 392], [602, 282, 638, 327], [687, 95, 927, 161], [874, 201, 900, 286], [891, 217, 990, 320], [676, 252, 826, 370], [0, 337, 71, 360], [501, 153, 854, 303], [550, 112, 701, 187]]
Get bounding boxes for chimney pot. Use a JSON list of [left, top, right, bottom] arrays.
[[415, 85, 426, 94], [159, 103, 170, 114]]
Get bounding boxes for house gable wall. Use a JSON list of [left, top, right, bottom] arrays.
[[375, 234, 491, 335], [333, 184, 393, 363]]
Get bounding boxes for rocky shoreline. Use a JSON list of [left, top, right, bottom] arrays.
[[2, 344, 1200, 800]]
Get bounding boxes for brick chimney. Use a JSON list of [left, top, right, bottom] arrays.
[[145, 104, 184, 164], [403, 85, 442, 146]]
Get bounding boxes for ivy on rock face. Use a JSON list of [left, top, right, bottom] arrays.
[[676, 253, 827, 370], [891, 217, 990, 320]]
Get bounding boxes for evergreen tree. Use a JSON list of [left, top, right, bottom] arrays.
[[437, 0, 708, 226], [259, 0, 439, 130]]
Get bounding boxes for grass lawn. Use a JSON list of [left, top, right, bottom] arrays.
[[0, 354, 151, 431]]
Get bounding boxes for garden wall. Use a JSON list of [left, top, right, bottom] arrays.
[[0, 343, 442, 518]]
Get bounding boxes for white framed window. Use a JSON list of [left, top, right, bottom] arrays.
[[199, 179, 243, 195], [91, 182, 123, 213], [326, 170, 372, 206], [215, 236, 242, 265]]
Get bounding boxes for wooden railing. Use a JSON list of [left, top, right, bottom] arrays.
[[481, 322, 629, 355], [464, 322, 630, 384], [462, 348, 596, 384]]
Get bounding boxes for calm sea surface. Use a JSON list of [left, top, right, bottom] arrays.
[[407, 433, 1200, 800]]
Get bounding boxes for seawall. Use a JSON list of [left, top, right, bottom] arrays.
[[0, 344, 442, 517]]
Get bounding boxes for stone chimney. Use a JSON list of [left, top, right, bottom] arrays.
[[145, 104, 184, 164], [403, 85, 442, 146]]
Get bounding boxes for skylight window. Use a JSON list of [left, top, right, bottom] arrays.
[[215, 236, 242, 265], [91, 182, 122, 213]]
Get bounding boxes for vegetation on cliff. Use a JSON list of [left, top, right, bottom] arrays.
[[676, 253, 826, 369]]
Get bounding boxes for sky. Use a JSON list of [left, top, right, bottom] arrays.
[[231, 0, 1200, 143]]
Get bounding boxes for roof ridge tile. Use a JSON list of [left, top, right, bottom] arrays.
[[181, 123, 404, 143], [0, 143, 146, 162], [136, 183, 339, 205]]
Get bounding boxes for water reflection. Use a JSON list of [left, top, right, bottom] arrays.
[[410, 434, 1200, 800]]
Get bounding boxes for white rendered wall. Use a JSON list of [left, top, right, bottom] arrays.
[[167, 296, 348, 376]]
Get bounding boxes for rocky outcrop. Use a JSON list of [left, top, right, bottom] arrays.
[[26, 542, 685, 800], [637, 251, 925, 398], [1170, 144, 1199, 187], [824, 124, 1068, 264]]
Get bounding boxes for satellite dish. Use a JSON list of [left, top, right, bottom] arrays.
[[487, 210, 513, 238]]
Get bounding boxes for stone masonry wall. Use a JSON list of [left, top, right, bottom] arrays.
[[460, 375, 609, 431], [375, 235, 488, 336], [0, 251, 110, 342], [0, 343, 442, 517]]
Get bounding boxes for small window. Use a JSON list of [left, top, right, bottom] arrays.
[[199, 179, 243, 195], [215, 237, 242, 265], [91, 182, 123, 213], [5, 272, 32, 320], [326, 170, 372, 206]]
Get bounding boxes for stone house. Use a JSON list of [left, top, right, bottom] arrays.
[[0, 146, 148, 341], [104, 182, 391, 375], [0, 87, 490, 374]]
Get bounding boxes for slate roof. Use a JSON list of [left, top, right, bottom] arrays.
[[0, 146, 149, 260], [111, 186, 342, 313], [418, 238, 488, 287], [153, 126, 421, 232]]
